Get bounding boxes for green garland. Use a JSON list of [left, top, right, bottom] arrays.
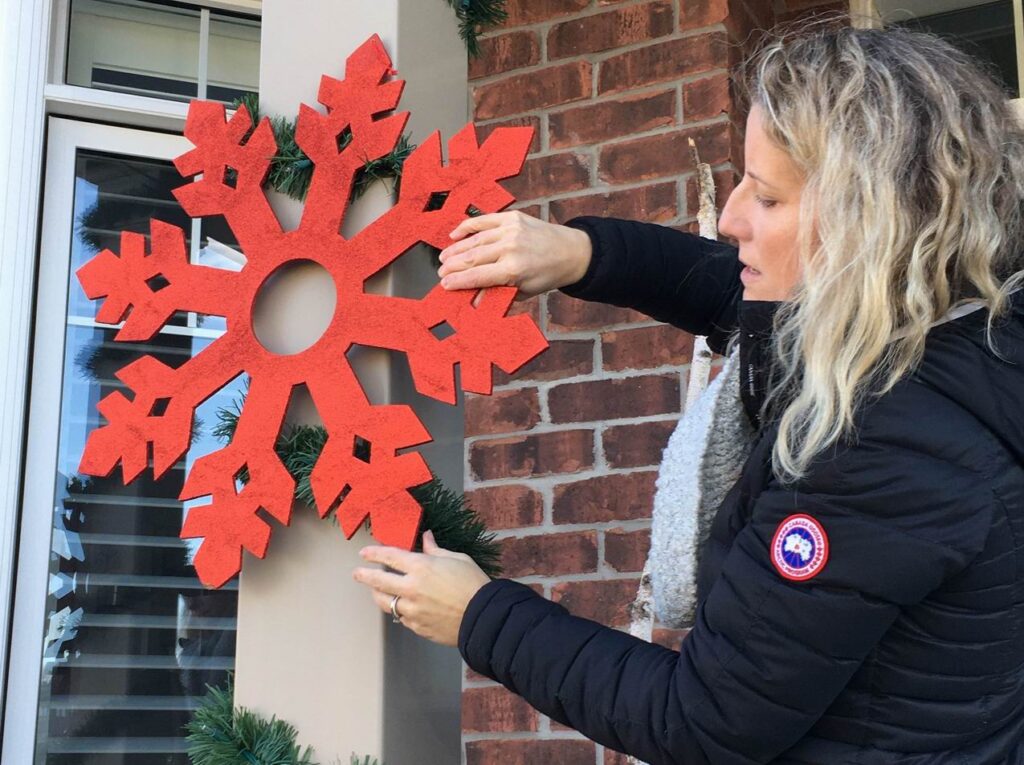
[[215, 386, 503, 578], [233, 92, 416, 204], [446, 0, 508, 57], [186, 674, 379, 765]]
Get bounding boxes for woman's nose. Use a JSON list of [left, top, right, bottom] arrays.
[[717, 187, 742, 241]]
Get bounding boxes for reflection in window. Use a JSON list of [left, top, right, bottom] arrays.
[[36, 150, 247, 765], [66, 0, 260, 104]]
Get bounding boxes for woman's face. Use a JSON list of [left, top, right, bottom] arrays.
[[718, 104, 807, 301]]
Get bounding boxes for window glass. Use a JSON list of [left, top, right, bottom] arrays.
[[876, 0, 1019, 97], [35, 149, 243, 765], [66, 0, 259, 104]]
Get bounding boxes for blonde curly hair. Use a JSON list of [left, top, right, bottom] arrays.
[[735, 17, 1024, 484]]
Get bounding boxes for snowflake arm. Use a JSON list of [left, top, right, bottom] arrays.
[[75, 219, 245, 341], [179, 373, 295, 588], [295, 34, 410, 238], [77, 334, 246, 483], [173, 101, 284, 262], [304, 360, 433, 549]]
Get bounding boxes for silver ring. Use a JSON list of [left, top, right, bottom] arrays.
[[390, 594, 402, 624]]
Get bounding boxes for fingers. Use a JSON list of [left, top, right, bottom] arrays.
[[359, 545, 423, 573], [448, 211, 516, 242], [352, 565, 408, 594], [439, 261, 516, 292], [438, 228, 502, 264], [438, 243, 506, 282]]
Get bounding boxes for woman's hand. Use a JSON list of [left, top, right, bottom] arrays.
[[437, 210, 592, 299], [351, 530, 492, 646]]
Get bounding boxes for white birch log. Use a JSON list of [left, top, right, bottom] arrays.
[[623, 137, 720, 765]]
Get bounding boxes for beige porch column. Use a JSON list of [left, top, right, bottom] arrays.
[[233, 2, 468, 763]]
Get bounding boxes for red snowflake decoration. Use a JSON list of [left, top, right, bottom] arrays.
[[75, 35, 547, 588]]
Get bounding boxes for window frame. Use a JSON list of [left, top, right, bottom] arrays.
[[1, 117, 204, 764]]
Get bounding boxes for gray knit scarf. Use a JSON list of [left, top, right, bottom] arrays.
[[650, 344, 755, 628]]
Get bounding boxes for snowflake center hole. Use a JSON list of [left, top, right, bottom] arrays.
[[252, 259, 337, 355]]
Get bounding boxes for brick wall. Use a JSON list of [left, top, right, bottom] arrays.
[[462, 1, 846, 763]]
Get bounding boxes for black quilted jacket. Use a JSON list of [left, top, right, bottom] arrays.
[[457, 216, 1024, 764]]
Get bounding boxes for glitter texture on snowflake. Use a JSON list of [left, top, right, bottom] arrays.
[[75, 35, 547, 588]]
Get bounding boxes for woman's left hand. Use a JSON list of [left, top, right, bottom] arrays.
[[351, 530, 492, 646]]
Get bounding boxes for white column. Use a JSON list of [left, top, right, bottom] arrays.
[[234, 2, 468, 763], [0, 0, 52, 707]]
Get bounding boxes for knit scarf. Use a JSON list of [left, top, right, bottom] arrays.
[[649, 305, 766, 629]]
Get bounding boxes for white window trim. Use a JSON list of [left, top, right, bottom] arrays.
[[2, 117, 192, 764], [47, 0, 259, 132]]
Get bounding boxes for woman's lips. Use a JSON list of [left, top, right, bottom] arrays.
[[740, 265, 762, 283]]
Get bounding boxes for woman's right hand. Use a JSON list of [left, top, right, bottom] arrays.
[[436, 210, 592, 300]]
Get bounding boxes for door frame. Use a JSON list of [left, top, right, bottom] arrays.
[[3, 117, 190, 764]]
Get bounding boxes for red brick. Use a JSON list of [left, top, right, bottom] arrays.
[[602, 324, 695, 371], [501, 531, 599, 577], [494, 338, 594, 384], [550, 183, 677, 224], [466, 739, 596, 765], [547, 374, 680, 423], [598, 32, 728, 95], [476, 115, 542, 155], [470, 429, 594, 480], [465, 388, 540, 437], [679, 0, 729, 31], [549, 89, 676, 149], [469, 30, 541, 80], [604, 527, 651, 572], [603, 419, 677, 468], [553, 470, 657, 523], [652, 626, 689, 648], [462, 686, 539, 733], [551, 577, 641, 626], [548, 291, 649, 331], [683, 72, 731, 122], [501, 151, 591, 201], [547, 1, 675, 59], [686, 167, 738, 218], [598, 121, 732, 183], [465, 666, 493, 682], [507, 294, 542, 325], [474, 61, 592, 120], [497, 0, 591, 28], [605, 748, 632, 765], [465, 484, 544, 530]]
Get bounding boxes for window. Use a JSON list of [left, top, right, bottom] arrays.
[[65, 0, 259, 104], [867, 1, 1023, 100], [8, 119, 246, 765]]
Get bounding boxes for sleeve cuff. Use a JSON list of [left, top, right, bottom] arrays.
[[559, 217, 605, 298]]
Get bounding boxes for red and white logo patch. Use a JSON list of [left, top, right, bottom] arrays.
[[770, 513, 829, 581]]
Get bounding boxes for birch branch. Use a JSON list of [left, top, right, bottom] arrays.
[[623, 137, 720, 765]]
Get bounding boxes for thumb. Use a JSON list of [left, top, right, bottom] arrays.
[[422, 530, 461, 559]]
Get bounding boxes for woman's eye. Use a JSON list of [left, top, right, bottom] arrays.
[[755, 195, 777, 209]]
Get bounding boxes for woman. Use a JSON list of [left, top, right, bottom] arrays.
[[352, 21, 1024, 763]]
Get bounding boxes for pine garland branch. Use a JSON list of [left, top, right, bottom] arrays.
[[444, 0, 509, 57], [233, 93, 416, 204], [185, 674, 318, 765]]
